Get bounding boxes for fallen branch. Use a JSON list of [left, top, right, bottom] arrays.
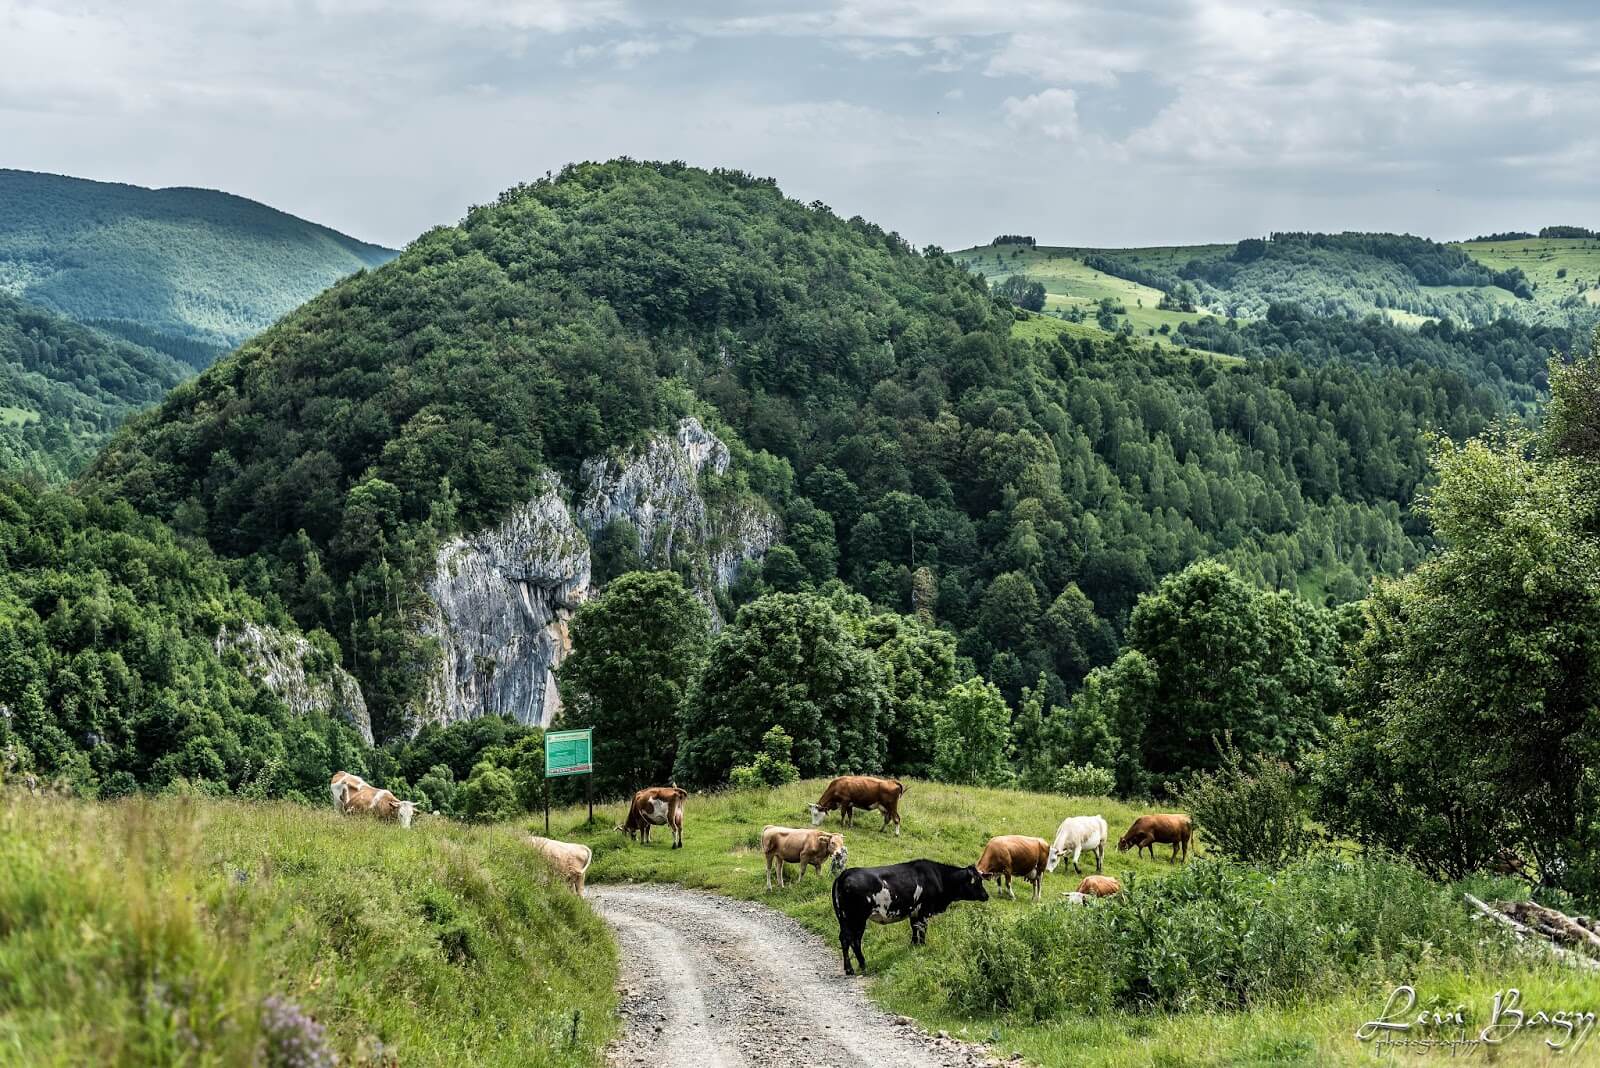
[[1464, 893, 1600, 972]]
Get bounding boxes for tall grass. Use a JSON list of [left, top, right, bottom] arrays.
[[0, 794, 616, 1067]]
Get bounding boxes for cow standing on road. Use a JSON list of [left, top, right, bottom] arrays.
[[831, 859, 988, 975], [620, 786, 687, 848], [808, 776, 906, 837]]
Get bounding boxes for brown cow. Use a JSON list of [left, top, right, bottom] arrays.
[[339, 783, 418, 828], [975, 835, 1051, 902], [808, 776, 906, 837], [1075, 874, 1121, 897], [620, 786, 686, 848], [1117, 814, 1192, 863], [761, 826, 847, 890], [330, 770, 368, 811]]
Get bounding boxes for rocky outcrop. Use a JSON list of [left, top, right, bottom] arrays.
[[418, 419, 778, 730], [422, 473, 590, 730], [215, 622, 373, 744]]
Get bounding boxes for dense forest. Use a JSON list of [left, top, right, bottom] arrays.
[[82, 160, 1544, 744], [0, 169, 395, 367], [0, 294, 188, 478]]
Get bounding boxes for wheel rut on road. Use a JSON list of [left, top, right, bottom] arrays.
[[592, 883, 998, 1068]]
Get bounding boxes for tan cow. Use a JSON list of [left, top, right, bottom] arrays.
[[339, 783, 418, 828], [975, 834, 1051, 902], [527, 835, 594, 895], [761, 825, 847, 890], [620, 786, 687, 848], [808, 776, 906, 837], [330, 770, 368, 811], [1076, 874, 1121, 897], [1118, 814, 1193, 863]]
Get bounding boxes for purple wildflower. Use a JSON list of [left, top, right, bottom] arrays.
[[260, 995, 339, 1068]]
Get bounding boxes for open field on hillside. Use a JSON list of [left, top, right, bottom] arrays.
[[1458, 237, 1600, 309], [0, 405, 38, 426], [0, 794, 617, 1068], [1009, 309, 1245, 365], [550, 779, 1600, 1068]]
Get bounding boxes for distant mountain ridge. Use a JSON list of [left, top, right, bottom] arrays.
[[0, 169, 397, 367]]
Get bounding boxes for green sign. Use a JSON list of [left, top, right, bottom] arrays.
[[545, 728, 593, 777]]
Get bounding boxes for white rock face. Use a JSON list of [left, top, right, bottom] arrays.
[[215, 622, 373, 744], [419, 419, 778, 730]]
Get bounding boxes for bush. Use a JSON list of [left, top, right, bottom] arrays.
[[1050, 763, 1115, 797], [728, 726, 801, 789], [1170, 741, 1313, 866], [459, 762, 520, 822]]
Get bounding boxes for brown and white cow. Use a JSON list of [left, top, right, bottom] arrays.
[[1117, 813, 1193, 863], [761, 825, 847, 890], [330, 770, 368, 811], [338, 783, 418, 828], [620, 786, 686, 848], [975, 834, 1051, 902], [527, 835, 594, 895], [1075, 874, 1121, 897], [808, 776, 906, 837]]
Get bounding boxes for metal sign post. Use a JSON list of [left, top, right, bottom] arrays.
[[544, 728, 596, 831]]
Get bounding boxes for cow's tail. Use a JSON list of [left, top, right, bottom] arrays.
[[893, 779, 907, 797], [580, 847, 594, 875]]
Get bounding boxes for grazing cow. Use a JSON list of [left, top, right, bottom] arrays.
[[1075, 875, 1121, 897], [339, 784, 418, 828], [1117, 814, 1193, 863], [808, 776, 907, 837], [975, 835, 1051, 902], [1046, 815, 1108, 876], [761, 826, 847, 890], [831, 859, 988, 975], [620, 786, 687, 848], [527, 835, 594, 895], [330, 770, 368, 811]]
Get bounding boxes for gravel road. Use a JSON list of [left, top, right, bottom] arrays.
[[592, 883, 1005, 1068]]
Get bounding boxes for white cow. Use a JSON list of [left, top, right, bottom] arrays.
[[1046, 814, 1108, 876], [527, 836, 594, 895]]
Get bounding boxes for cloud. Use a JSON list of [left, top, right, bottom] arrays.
[[1003, 88, 1082, 142], [564, 35, 692, 68]]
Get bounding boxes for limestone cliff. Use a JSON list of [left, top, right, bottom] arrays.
[[419, 418, 778, 730], [215, 622, 373, 744]]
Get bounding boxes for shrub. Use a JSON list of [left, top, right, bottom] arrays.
[[1170, 741, 1313, 867], [459, 762, 519, 822], [728, 726, 801, 789], [1051, 763, 1116, 797]]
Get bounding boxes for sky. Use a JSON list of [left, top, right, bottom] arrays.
[[3, 0, 1597, 250]]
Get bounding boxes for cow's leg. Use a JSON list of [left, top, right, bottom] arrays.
[[911, 918, 928, 946], [840, 926, 855, 975], [765, 853, 774, 891], [1072, 845, 1083, 876], [1095, 844, 1104, 873], [1031, 873, 1042, 903], [1170, 841, 1179, 863], [853, 930, 867, 973]]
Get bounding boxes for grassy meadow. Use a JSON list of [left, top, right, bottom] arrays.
[[0, 793, 617, 1068], [550, 779, 1600, 1068], [1457, 237, 1600, 310]]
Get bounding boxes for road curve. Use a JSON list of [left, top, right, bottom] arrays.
[[592, 883, 998, 1068]]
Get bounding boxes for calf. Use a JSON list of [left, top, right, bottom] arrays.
[[1117, 813, 1192, 863], [330, 770, 368, 811], [339, 784, 418, 828], [1075, 874, 1121, 897], [526, 835, 594, 896], [831, 859, 988, 975], [1046, 814, 1108, 876], [975, 835, 1051, 902], [761, 826, 847, 890], [620, 786, 686, 848], [808, 776, 906, 837]]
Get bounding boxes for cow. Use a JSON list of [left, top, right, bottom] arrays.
[[761, 826, 847, 890], [330, 770, 368, 812], [338, 783, 418, 828], [1046, 814, 1108, 876], [975, 835, 1051, 903], [1075, 874, 1121, 897], [620, 786, 686, 848], [831, 859, 988, 975], [527, 835, 594, 896], [1118, 813, 1193, 863], [808, 776, 906, 837]]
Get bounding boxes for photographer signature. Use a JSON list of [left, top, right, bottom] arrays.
[[1357, 985, 1597, 1054]]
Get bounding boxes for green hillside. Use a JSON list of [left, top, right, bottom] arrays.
[[0, 170, 396, 368], [1455, 236, 1600, 313], [86, 161, 1543, 742], [0, 794, 615, 1066], [0, 293, 187, 478]]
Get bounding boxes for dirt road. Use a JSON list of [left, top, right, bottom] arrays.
[[592, 884, 1003, 1068]]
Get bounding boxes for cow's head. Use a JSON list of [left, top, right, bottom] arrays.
[[1116, 830, 1138, 853], [828, 836, 848, 875], [1064, 891, 1089, 905], [807, 804, 826, 827], [1045, 844, 1068, 873], [958, 864, 990, 902], [396, 801, 418, 829]]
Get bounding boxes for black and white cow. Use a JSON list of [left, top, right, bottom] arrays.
[[830, 859, 989, 975]]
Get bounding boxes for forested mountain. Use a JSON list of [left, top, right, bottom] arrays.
[[0, 169, 396, 368], [83, 160, 1557, 744], [0, 293, 188, 478]]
